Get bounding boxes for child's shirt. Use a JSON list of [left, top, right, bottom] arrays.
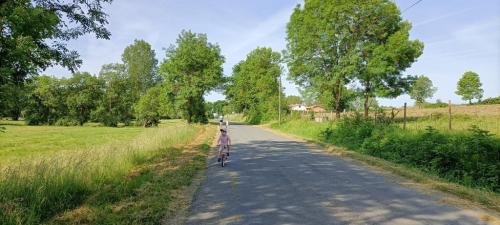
[[218, 134, 231, 145]]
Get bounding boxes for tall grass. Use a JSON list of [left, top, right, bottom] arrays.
[[0, 124, 199, 224], [270, 119, 333, 140], [402, 114, 500, 136]]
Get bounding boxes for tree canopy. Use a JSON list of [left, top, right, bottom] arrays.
[[456, 71, 483, 104], [410, 75, 436, 106], [160, 30, 224, 123], [286, 0, 423, 118], [225, 47, 284, 124], [0, 0, 112, 119], [122, 39, 159, 99]]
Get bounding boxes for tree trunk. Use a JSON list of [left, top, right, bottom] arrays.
[[364, 94, 370, 118], [334, 79, 342, 119]]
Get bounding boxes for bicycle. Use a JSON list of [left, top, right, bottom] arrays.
[[219, 145, 229, 167]]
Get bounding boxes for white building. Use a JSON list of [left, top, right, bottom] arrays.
[[289, 104, 308, 111]]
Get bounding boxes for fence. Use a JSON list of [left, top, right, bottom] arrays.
[[288, 103, 500, 135]]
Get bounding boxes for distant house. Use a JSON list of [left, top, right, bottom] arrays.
[[307, 105, 326, 112], [289, 104, 307, 111]]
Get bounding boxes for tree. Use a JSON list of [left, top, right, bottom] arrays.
[[286, 95, 302, 105], [349, 2, 423, 118], [24, 76, 67, 125], [122, 39, 159, 100], [410, 75, 436, 106], [225, 47, 284, 124], [299, 87, 318, 107], [92, 64, 134, 126], [286, 0, 360, 118], [206, 100, 229, 118], [159, 30, 224, 123], [456, 71, 483, 104], [65, 72, 103, 125], [286, 0, 423, 118], [134, 86, 164, 127], [0, 0, 112, 118]]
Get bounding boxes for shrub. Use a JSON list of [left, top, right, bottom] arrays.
[[477, 96, 500, 105], [54, 117, 79, 126], [422, 101, 448, 108]]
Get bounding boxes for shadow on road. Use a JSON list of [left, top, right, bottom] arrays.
[[187, 125, 488, 225]]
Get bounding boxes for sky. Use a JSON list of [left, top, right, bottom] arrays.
[[45, 0, 500, 107]]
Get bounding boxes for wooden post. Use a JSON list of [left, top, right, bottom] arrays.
[[403, 103, 407, 130], [448, 100, 452, 130]]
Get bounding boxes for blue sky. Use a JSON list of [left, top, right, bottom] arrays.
[[45, 0, 500, 106]]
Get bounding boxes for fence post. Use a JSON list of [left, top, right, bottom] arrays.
[[403, 103, 407, 130], [448, 100, 452, 130]]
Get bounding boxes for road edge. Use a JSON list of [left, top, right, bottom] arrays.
[[161, 126, 218, 225]]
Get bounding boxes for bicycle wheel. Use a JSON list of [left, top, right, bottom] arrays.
[[221, 154, 225, 167]]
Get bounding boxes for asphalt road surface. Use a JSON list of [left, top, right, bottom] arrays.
[[186, 125, 491, 225]]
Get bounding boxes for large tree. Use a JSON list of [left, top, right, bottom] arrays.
[[92, 63, 134, 126], [349, 2, 423, 117], [24, 75, 66, 125], [225, 47, 284, 124], [65, 72, 104, 125], [410, 75, 436, 106], [286, 0, 423, 118], [159, 30, 224, 123], [456, 71, 483, 104], [0, 0, 112, 119], [122, 39, 159, 100], [286, 0, 362, 118]]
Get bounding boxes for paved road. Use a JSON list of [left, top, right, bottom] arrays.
[[186, 125, 490, 225]]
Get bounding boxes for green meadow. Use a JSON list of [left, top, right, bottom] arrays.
[[0, 120, 210, 225]]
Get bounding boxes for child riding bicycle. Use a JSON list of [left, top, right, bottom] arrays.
[[217, 128, 231, 162]]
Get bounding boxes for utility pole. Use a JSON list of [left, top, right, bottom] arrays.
[[278, 74, 282, 126]]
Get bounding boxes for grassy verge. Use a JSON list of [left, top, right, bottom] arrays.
[[268, 120, 500, 213], [47, 125, 215, 225], [0, 122, 207, 225]]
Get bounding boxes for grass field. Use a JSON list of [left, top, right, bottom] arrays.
[[0, 123, 144, 161], [310, 104, 500, 136], [0, 120, 211, 225]]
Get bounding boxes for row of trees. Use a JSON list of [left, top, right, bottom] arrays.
[[2, 30, 225, 126], [408, 71, 484, 107], [218, 0, 486, 123], [0, 0, 489, 127], [0, 0, 112, 121]]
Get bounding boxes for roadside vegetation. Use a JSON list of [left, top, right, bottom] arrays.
[[0, 121, 210, 224]]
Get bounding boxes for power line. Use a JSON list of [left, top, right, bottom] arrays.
[[402, 0, 423, 13]]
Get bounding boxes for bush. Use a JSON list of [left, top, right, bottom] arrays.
[[321, 116, 500, 192], [54, 117, 79, 126], [422, 101, 448, 108], [477, 96, 500, 105]]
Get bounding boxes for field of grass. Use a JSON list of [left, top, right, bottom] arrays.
[[401, 114, 500, 136], [393, 104, 500, 136], [0, 120, 210, 225], [313, 104, 500, 136], [0, 122, 144, 161]]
